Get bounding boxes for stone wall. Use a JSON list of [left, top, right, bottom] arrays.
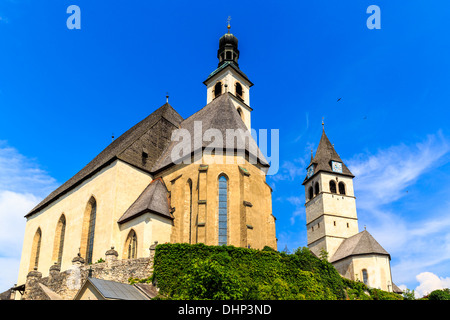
[[19, 242, 157, 300]]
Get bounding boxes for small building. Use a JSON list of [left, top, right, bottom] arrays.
[[74, 277, 156, 300]]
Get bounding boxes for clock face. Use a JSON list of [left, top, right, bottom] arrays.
[[332, 161, 343, 173], [307, 165, 314, 178]]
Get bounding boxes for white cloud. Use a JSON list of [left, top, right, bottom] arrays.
[[345, 131, 450, 291], [414, 272, 450, 298], [348, 131, 450, 210], [0, 141, 58, 292]]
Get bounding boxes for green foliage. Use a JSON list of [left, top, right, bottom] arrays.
[[402, 288, 416, 300], [149, 243, 404, 300], [428, 288, 450, 300], [151, 243, 348, 300]]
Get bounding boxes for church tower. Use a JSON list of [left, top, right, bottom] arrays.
[[302, 126, 358, 259], [203, 21, 254, 129]]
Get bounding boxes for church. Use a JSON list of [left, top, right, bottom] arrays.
[[14, 23, 399, 299]]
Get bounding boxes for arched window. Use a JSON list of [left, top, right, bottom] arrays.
[[214, 82, 222, 98], [236, 108, 244, 121], [235, 82, 243, 99], [329, 180, 337, 194], [52, 214, 66, 268], [125, 230, 138, 259], [30, 228, 42, 271], [338, 182, 346, 195], [362, 269, 369, 286], [308, 186, 313, 200], [218, 175, 228, 246], [81, 197, 97, 264], [314, 182, 319, 196], [186, 179, 193, 244]]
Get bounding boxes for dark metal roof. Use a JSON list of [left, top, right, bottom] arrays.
[[85, 278, 149, 300], [303, 129, 354, 184], [117, 178, 172, 224], [25, 103, 183, 218]]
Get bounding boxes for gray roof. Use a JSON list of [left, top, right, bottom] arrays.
[[330, 230, 390, 263], [151, 92, 269, 173], [26, 103, 183, 218], [117, 178, 172, 224], [303, 128, 354, 184], [84, 278, 149, 300]]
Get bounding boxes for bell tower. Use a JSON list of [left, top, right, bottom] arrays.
[[302, 126, 358, 259], [203, 19, 253, 129]]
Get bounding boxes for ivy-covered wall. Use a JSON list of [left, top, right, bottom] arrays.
[[151, 243, 403, 300]]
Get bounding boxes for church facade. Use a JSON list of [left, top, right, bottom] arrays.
[[16, 26, 277, 289]]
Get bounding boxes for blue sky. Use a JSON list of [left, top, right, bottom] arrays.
[[1, 0, 450, 297]]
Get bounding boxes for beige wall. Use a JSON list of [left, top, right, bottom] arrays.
[[305, 172, 358, 258], [17, 160, 153, 286], [332, 254, 393, 292], [157, 154, 277, 250]]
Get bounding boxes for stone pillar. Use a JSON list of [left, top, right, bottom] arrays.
[[105, 246, 118, 268], [22, 267, 42, 300], [66, 254, 85, 291], [239, 166, 252, 248], [49, 262, 60, 279], [149, 241, 158, 260], [197, 164, 208, 244]]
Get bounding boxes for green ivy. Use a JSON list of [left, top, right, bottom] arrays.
[[148, 243, 405, 300]]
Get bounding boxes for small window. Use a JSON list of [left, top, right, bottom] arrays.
[[314, 182, 319, 196], [329, 180, 337, 194], [226, 51, 232, 60], [339, 182, 346, 195], [362, 269, 369, 285], [214, 82, 222, 98], [125, 230, 137, 259], [235, 82, 243, 98], [347, 223, 349, 228], [333, 221, 336, 226]]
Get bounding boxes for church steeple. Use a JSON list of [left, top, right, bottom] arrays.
[[203, 20, 254, 129], [304, 128, 354, 185], [302, 125, 358, 260], [217, 18, 240, 67]]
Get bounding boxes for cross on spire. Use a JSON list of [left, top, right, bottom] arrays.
[[227, 16, 231, 33]]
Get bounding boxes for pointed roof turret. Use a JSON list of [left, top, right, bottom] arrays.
[[303, 128, 354, 184]]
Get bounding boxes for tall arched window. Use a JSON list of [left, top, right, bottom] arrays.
[[338, 182, 346, 195], [329, 180, 337, 194], [30, 228, 42, 271], [362, 269, 369, 286], [218, 175, 228, 246], [52, 214, 66, 268], [82, 197, 97, 264], [186, 179, 193, 244], [235, 82, 243, 99], [314, 182, 320, 196], [214, 82, 222, 98], [308, 186, 313, 200], [125, 230, 137, 259]]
